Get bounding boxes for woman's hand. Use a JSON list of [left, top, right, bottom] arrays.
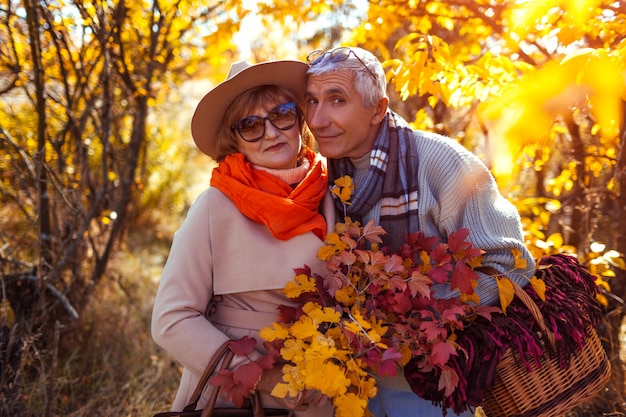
[[254, 367, 325, 411]]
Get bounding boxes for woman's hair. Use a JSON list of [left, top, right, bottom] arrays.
[[306, 47, 387, 109], [213, 85, 312, 163]]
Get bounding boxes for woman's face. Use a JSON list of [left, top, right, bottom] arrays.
[[234, 101, 302, 170]]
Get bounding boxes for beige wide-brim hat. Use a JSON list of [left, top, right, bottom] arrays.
[[191, 60, 309, 159]]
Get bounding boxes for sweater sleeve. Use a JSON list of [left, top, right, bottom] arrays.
[[150, 190, 246, 376], [417, 136, 536, 306]]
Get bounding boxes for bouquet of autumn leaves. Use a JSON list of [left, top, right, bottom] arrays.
[[256, 180, 502, 417]]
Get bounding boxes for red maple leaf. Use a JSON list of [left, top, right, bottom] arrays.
[[277, 305, 298, 323], [430, 339, 458, 367], [389, 291, 413, 315], [293, 265, 312, 277], [474, 304, 502, 321], [324, 272, 345, 297], [430, 243, 452, 265], [407, 270, 432, 298], [441, 304, 470, 327], [420, 319, 448, 341], [429, 264, 452, 284], [209, 369, 236, 400], [227, 336, 256, 356], [406, 231, 439, 251], [256, 352, 277, 371], [387, 275, 407, 293], [384, 254, 405, 275], [449, 261, 476, 294], [361, 219, 387, 243], [447, 228, 471, 254], [377, 348, 402, 376], [217, 361, 262, 407]]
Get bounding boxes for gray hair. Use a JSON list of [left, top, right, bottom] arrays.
[[307, 47, 387, 108]]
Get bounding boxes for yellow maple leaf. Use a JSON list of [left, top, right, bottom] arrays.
[[495, 276, 515, 314], [344, 310, 385, 345], [347, 365, 377, 398], [318, 232, 349, 261], [398, 344, 413, 365], [283, 273, 317, 298], [529, 277, 546, 301], [460, 292, 480, 305], [318, 244, 336, 261], [335, 286, 358, 306], [271, 382, 292, 399], [304, 359, 350, 397], [331, 175, 354, 205], [272, 364, 304, 397], [289, 315, 319, 340], [303, 302, 341, 323], [419, 251, 432, 273], [367, 316, 388, 347], [258, 322, 289, 342], [281, 338, 306, 362], [511, 248, 528, 269], [334, 392, 368, 417], [468, 253, 485, 269]]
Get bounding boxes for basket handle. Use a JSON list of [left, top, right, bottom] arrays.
[[478, 267, 556, 347]]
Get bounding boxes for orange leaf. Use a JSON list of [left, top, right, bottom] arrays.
[[362, 219, 387, 244]]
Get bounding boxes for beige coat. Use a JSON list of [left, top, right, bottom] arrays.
[[151, 187, 336, 416]]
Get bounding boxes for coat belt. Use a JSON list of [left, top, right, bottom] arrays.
[[209, 304, 279, 329]]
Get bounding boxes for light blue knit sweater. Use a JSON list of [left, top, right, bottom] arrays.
[[349, 116, 536, 307]]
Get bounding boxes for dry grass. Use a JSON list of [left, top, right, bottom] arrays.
[[10, 224, 181, 417]]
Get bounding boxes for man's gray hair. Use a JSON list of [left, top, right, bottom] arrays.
[[307, 47, 387, 108]]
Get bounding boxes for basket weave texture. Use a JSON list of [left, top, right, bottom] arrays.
[[481, 283, 611, 417]]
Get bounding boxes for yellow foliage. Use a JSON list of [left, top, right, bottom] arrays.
[[480, 48, 624, 180]]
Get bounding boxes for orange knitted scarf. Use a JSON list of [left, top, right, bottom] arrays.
[[210, 149, 328, 241]]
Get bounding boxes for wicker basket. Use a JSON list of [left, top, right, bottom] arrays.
[[481, 282, 611, 417]]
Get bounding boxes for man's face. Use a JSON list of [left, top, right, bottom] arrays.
[[305, 71, 381, 159]]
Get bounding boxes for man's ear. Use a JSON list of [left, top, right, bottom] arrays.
[[372, 97, 389, 124]]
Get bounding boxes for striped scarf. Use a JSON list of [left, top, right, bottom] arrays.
[[328, 111, 420, 250]]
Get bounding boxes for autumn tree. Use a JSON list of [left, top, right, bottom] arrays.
[[0, 0, 249, 413]]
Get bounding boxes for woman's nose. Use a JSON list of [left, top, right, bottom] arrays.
[[263, 119, 279, 139]]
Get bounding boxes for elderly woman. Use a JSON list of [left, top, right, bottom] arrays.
[[151, 60, 335, 417]]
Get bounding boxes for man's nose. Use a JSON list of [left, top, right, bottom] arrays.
[[306, 107, 327, 130]]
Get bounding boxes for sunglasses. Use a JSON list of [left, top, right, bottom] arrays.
[[232, 102, 298, 143], [306, 47, 377, 80]]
